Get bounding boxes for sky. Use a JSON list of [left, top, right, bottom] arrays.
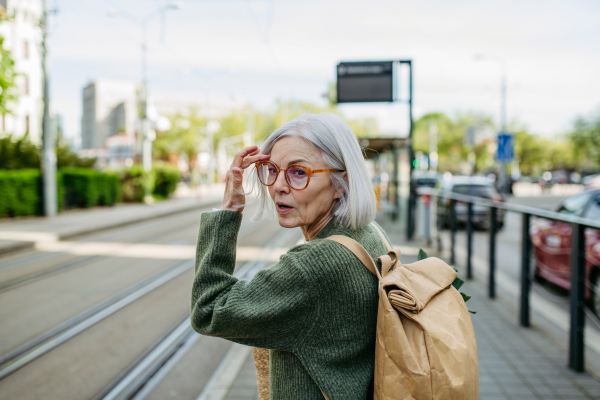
[[48, 0, 600, 139]]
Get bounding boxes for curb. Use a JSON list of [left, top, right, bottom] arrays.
[[0, 199, 222, 257]]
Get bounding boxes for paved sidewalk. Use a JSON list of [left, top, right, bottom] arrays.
[[0, 185, 224, 255]]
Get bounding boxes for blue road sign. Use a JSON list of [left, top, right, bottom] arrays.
[[497, 133, 514, 162]]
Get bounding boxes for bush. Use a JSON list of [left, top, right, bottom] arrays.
[[0, 169, 41, 217], [118, 166, 153, 202], [153, 165, 181, 198], [0, 135, 40, 169], [0, 135, 96, 170], [62, 168, 120, 208]]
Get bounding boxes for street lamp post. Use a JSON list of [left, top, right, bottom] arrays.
[[108, 3, 182, 196], [475, 54, 509, 192], [41, 0, 58, 217]]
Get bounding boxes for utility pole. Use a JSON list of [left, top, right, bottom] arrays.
[[406, 60, 415, 240], [41, 0, 56, 217]]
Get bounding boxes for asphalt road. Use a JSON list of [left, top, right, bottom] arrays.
[[0, 202, 299, 400]]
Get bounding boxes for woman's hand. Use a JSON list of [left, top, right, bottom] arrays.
[[222, 146, 270, 212]]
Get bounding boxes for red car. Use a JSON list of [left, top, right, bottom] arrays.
[[530, 190, 600, 317]]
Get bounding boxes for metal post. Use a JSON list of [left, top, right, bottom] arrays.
[[520, 213, 531, 326], [424, 195, 431, 246], [569, 223, 586, 372], [467, 202, 473, 279], [489, 207, 497, 299], [41, 0, 56, 217], [450, 199, 456, 266], [406, 60, 415, 239], [391, 148, 399, 222], [436, 196, 443, 254]]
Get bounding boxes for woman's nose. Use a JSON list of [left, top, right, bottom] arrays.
[[272, 170, 290, 193]]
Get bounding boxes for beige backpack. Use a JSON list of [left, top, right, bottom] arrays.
[[253, 225, 479, 400], [327, 224, 479, 399]]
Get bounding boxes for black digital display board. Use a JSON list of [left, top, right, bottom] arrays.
[[336, 61, 394, 103]]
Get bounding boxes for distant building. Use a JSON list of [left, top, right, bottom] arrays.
[[0, 0, 43, 144], [81, 79, 142, 150]]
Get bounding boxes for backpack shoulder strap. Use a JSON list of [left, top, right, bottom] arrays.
[[327, 235, 381, 280], [371, 222, 392, 252]]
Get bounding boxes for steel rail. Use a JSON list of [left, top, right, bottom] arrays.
[[97, 226, 302, 400], [0, 213, 210, 292], [418, 187, 600, 229], [0, 217, 270, 381], [418, 186, 597, 373]]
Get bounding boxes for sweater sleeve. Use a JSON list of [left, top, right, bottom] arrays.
[[190, 210, 320, 351]]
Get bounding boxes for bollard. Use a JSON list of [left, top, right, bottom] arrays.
[[569, 223, 586, 372], [520, 213, 531, 327], [489, 207, 497, 299], [467, 202, 473, 280], [450, 199, 456, 266]]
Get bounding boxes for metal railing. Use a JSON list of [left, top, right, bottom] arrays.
[[417, 187, 600, 373]]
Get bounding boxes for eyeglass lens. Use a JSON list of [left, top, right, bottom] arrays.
[[257, 162, 309, 190]]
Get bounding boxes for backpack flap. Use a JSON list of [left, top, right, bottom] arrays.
[[381, 257, 457, 313]]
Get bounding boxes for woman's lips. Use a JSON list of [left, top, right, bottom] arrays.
[[276, 203, 294, 214]]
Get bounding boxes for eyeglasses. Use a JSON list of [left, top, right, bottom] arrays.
[[255, 161, 344, 190]]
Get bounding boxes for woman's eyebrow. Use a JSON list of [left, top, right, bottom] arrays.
[[288, 158, 309, 165]]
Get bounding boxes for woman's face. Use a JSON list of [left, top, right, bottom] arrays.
[[268, 136, 341, 231]]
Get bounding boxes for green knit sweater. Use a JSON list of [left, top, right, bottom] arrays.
[[191, 210, 389, 399]]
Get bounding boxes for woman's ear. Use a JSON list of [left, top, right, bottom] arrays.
[[341, 171, 348, 183], [334, 171, 348, 200]]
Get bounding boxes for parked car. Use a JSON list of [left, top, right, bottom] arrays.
[[436, 175, 505, 231], [530, 190, 600, 317], [411, 170, 439, 192]]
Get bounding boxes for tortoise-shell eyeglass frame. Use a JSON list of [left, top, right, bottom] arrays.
[[255, 161, 344, 191]]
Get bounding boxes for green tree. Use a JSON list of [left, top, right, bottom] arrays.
[[153, 109, 206, 170], [569, 110, 600, 170], [0, 18, 19, 118], [413, 112, 495, 173]]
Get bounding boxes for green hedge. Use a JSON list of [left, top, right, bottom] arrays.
[[0, 168, 120, 217], [153, 165, 181, 198], [0, 164, 180, 218], [117, 165, 181, 202], [0, 169, 41, 218], [118, 166, 153, 202], [62, 168, 120, 208]]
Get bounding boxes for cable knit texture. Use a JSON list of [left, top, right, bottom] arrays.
[[191, 210, 389, 400]]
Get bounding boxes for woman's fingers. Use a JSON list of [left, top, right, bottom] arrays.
[[241, 154, 270, 169], [231, 146, 260, 168]]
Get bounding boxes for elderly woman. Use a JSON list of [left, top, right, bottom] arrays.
[[191, 113, 389, 399]]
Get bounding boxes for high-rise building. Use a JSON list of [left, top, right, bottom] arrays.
[[0, 0, 43, 144], [81, 79, 141, 150]]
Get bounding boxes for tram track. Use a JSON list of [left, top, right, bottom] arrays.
[[95, 226, 302, 400], [0, 210, 215, 293], [0, 216, 271, 383]]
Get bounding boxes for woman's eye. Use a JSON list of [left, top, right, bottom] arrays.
[[268, 167, 277, 174], [292, 168, 306, 176]]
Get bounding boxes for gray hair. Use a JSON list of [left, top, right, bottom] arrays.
[[250, 113, 376, 230]]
